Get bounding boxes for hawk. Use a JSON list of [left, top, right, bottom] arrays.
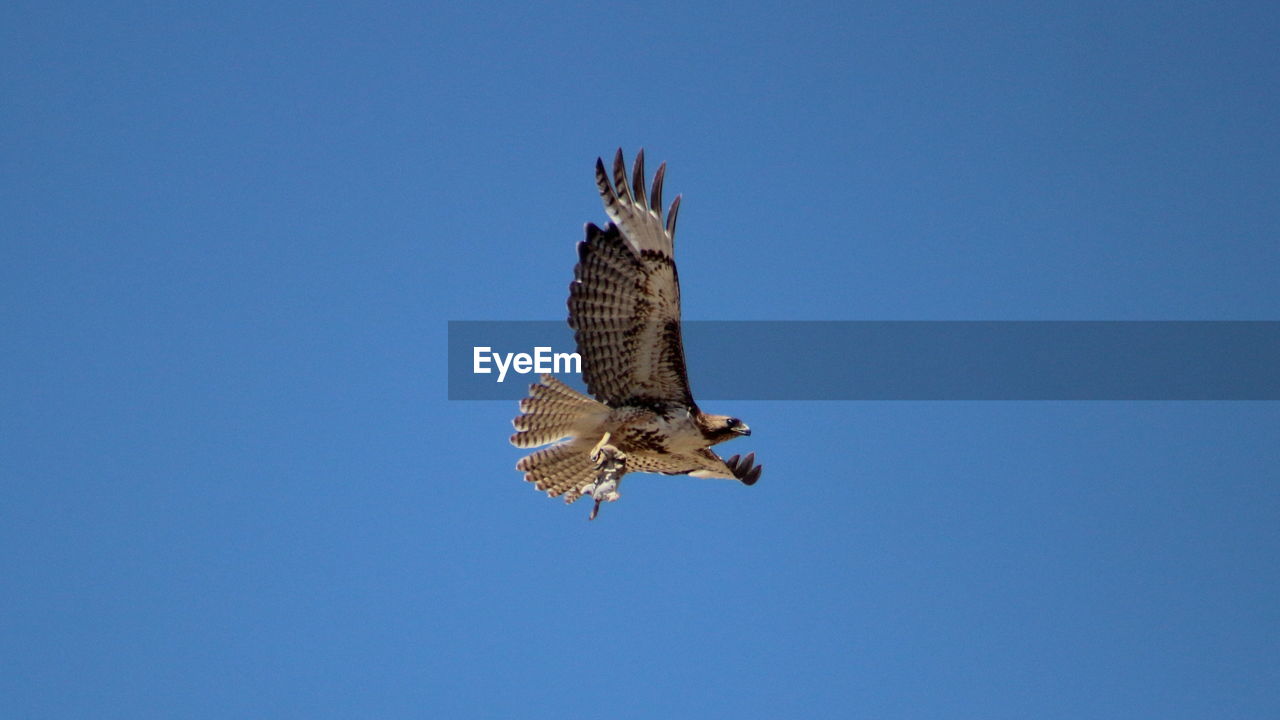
[[511, 149, 762, 519]]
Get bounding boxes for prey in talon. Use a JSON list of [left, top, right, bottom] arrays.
[[580, 432, 624, 521], [585, 438, 626, 521]]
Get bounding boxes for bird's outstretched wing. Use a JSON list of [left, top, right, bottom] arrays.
[[568, 149, 694, 409], [631, 448, 763, 486]]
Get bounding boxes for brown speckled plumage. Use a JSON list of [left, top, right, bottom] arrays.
[[512, 150, 762, 515]]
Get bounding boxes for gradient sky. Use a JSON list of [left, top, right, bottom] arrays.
[[3, 1, 1279, 718]]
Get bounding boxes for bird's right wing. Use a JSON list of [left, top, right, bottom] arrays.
[[568, 149, 695, 410]]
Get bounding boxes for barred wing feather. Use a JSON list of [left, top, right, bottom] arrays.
[[568, 149, 694, 409]]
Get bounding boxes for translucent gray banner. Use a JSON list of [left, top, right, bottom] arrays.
[[448, 321, 1280, 400]]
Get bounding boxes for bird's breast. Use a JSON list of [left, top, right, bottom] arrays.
[[609, 406, 705, 454]]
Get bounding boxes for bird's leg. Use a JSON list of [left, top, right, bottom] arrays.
[[588, 432, 612, 464], [584, 440, 626, 521], [581, 431, 615, 498]]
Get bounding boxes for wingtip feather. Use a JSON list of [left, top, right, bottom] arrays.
[[612, 148, 632, 203], [632, 149, 647, 207], [650, 162, 665, 213], [666, 194, 682, 237]]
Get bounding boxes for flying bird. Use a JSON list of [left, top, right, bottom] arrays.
[[511, 149, 762, 519]]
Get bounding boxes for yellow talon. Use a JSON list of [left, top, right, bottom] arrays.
[[589, 432, 612, 462]]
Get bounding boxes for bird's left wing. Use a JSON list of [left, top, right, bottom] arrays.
[[568, 149, 694, 409], [634, 448, 763, 486]]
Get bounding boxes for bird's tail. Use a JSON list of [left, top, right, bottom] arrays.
[[511, 375, 610, 502], [516, 440, 600, 502], [510, 374, 608, 448]]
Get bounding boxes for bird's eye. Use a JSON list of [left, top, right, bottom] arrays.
[[729, 418, 741, 428]]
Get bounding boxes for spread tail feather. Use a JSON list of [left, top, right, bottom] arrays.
[[511, 375, 610, 502], [516, 440, 599, 502], [509, 374, 608, 449]]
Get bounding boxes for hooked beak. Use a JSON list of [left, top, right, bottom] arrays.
[[738, 424, 751, 437]]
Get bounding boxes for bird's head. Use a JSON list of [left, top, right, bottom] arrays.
[[702, 414, 751, 444]]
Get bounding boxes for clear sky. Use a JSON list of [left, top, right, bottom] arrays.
[[3, 1, 1278, 717]]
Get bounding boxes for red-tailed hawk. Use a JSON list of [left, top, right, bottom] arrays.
[[511, 149, 762, 519]]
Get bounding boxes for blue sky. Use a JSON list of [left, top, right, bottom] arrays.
[[3, 1, 1278, 717]]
